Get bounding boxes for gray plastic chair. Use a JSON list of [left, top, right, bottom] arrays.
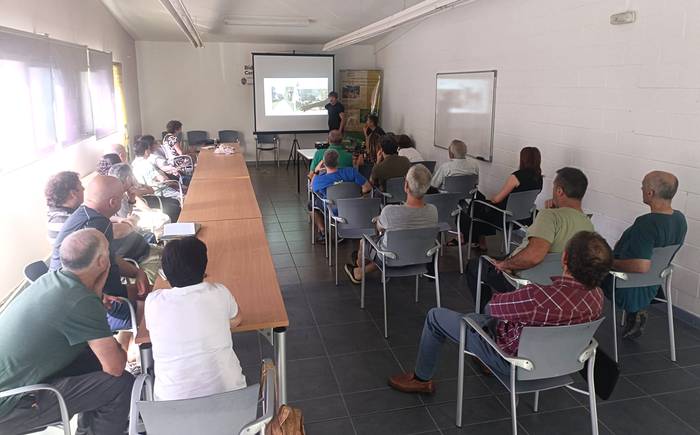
[[24, 260, 48, 283], [424, 193, 465, 273], [128, 359, 276, 435], [467, 189, 541, 259], [331, 197, 383, 285], [361, 227, 441, 338], [609, 244, 681, 362], [218, 130, 239, 143], [379, 177, 406, 205], [160, 142, 194, 173], [411, 160, 436, 173], [255, 134, 280, 168], [457, 316, 603, 435], [442, 174, 478, 196], [0, 384, 71, 434], [323, 182, 363, 265], [186, 130, 209, 147]]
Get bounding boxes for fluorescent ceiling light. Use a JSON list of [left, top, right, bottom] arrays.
[[224, 16, 312, 27], [322, 0, 475, 51], [159, 0, 204, 48]]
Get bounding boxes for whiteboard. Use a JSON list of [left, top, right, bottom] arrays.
[[434, 70, 496, 161]]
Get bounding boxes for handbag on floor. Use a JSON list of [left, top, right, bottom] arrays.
[[260, 360, 306, 435], [578, 348, 620, 400]]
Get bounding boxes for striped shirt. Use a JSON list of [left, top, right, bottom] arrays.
[[489, 276, 603, 355], [47, 206, 76, 246]]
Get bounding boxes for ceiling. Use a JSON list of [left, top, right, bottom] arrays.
[[100, 0, 424, 44]]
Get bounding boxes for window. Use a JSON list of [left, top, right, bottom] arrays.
[[89, 49, 116, 139]]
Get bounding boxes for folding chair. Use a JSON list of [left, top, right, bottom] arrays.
[[0, 385, 71, 435], [378, 176, 406, 205], [186, 130, 209, 148], [160, 143, 194, 174], [255, 134, 280, 168], [218, 130, 240, 143], [424, 193, 466, 273], [442, 174, 478, 196], [128, 359, 277, 435], [331, 197, 382, 285], [457, 316, 604, 435], [361, 227, 441, 338], [609, 244, 681, 362], [321, 183, 363, 266], [467, 189, 541, 259], [24, 260, 49, 283], [411, 161, 436, 173]]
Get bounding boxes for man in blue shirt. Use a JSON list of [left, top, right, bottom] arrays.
[[309, 149, 371, 240]]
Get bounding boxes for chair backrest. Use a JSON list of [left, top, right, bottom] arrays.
[[443, 174, 478, 195], [336, 197, 382, 231], [24, 260, 48, 283], [505, 189, 541, 222], [138, 386, 259, 435], [326, 182, 362, 203], [424, 193, 463, 228], [160, 143, 176, 162], [382, 227, 440, 267], [412, 161, 436, 173], [256, 133, 278, 143], [186, 130, 209, 146], [218, 130, 239, 142], [615, 244, 681, 289], [516, 318, 604, 381], [517, 253, 563, 285], [385, 177, 406, 203]]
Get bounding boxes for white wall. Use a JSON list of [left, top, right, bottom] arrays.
[[376, 0, 700, 315], [136, 42, 375, 160], [0, 0, 141, 298]]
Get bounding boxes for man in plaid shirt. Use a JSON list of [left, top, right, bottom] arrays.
[[389, 231, 612, 394]]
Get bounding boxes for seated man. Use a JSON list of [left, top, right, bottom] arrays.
[[308, 129, 354, 180], [132, 136, 184, 205], [603, 171, 687, 339], [389, 230, 612, 393], [45, 171, 84, 246], [0, 229, 133, 434], [344, 164, 438, 284], [309, 149, 372, 239], [370, 135, 412, 191], [430, 139, 479, 191], [142, 134, 193, 183], [97, 153, 122, 175], [105, 143, 128, 163], [467, 167, 594, 311], [146, 237, 246, 400], [50, 176, 150, 343]]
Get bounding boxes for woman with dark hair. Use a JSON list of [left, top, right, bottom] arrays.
[[96, 153, 122, 175], [462, 146, 543, 249], [163, 120, 184, 156], [397, 134, 423, 162], [45, 171, 84, 245]]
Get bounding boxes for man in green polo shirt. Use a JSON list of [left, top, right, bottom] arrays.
[[308, 129, 354, 179], [0, 229, 133, 435]]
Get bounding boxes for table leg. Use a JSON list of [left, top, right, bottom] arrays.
[[296, 152, 300, 194], [273, 326, 287, 404]]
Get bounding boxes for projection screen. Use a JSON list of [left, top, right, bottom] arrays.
[[252, 53, 335, 134]]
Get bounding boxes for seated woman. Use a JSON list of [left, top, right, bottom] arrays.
[[462, 146, 543, 249], [397, 134, 423, 162], [145, 237, 246, 400]]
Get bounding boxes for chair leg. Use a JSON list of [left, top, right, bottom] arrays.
[[415, 275, 419, 303], [666, 273, 677, 362], [533, 391, 540, 412], [335, 224, 339, 286], [311, 206, 315, 245], [620, 310, 626, 327], [502, 214, 509, 255], [510, 365, 518, 435], [467, 214, 474, 261], [360, 245, 366, 309], [382, 265, 388, 338], [440, 232, 445, 257], [456, 319, 467, 427], [611, 280, 619, 362], [457, 213, 464, 274], [475, 257, 483, 314], [256, 148, 259, 168], [435, 255, 441, 308], [507, 222, 513, 253], [588, 352, 600, 435]]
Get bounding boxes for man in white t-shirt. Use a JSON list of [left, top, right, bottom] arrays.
[[145, 237, 246, 400], [430, 139, 479, 190]]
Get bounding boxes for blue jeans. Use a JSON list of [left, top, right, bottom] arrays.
[[106, 301, 132, 332], [414, 308, 510, 380]]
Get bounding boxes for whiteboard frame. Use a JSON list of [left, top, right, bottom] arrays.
[[433, 69, 497, 162]]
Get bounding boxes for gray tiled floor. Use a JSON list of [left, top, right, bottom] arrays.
[[237, 164, 700, 435]]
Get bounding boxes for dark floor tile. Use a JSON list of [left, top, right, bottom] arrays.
[[310, 297, 372, 326], [619, 351, 678, 375], [266, 231, 286, 242], [292, 252, 323, 268], [428, 396, 509, 427], [241, 363, 261, 385], [267, 241, 290, 255], [627, 367, 700, 395], [271, 253, 295, 269], [232, 331, 261, 367], [286, 357, 340, 402], [518, 407, 612, 435], [303, 280, 359, 300], [684, 363, 700, 380], [393, 343, 469, 381], [285, 295, 316, 328], [280, 221, 310, 232], [276, 213, 308, 223], [264, 222, 282, 232], [442, 419, 515, 434], [274, 267, 300, 286], [297, 265, 337, 283], [331, 349, 403, 393], [283, 229, 309, 243], [285, 327, 326, 361], [495, 388, 582, 416], [280, 283, 305, 297], [344, 387, 422, 416], [674, 345, 700, 366], [305, 417, 355, 435], [654, 387, 700, 429], [599, 397, 697, 435], [382, 315, 429, 348], [320, 321, 389, 355], [287, 240, 318, 253], [290, 395, 348, 423], [421, 376, 492, 405], [262, 215, 279, 225], [352, 406, 437, 435]]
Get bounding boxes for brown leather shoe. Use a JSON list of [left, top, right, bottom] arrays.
[[388, 372, 435, 394]]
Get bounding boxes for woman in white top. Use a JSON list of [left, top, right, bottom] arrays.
[[397, 134, 424, 163], [145, 237, 246, 400]]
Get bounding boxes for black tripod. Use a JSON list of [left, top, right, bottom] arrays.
[[286, 134, 301, 169]]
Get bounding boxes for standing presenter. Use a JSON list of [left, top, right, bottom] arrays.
[[325, 91, 346, 134]]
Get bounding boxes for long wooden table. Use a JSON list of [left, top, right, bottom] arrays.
[[136, 144, 289, 403]]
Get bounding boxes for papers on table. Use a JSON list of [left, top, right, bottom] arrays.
[[214, 145, 236, 155], [161, 222, 201, 240]]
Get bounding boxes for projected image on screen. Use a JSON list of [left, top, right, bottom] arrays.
[[263, 78, 328, 117]]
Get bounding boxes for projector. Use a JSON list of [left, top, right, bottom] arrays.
[[314, 141, 329, 149]]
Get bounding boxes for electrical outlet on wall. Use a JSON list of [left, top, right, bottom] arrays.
[[610, 10, 636, 25]]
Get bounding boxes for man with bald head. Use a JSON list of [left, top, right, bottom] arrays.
[[50, 175, 150, 333], [0, 229, 133, 435], [604, 171, 687, 338], [105, 143, 128, 162], [308, 129, 353, 181]]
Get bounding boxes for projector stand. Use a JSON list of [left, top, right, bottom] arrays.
[[286, 134, 301, 170]]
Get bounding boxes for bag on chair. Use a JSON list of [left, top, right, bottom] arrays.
[[579, 348, 620, 400], [261, 360, 305, 435]]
